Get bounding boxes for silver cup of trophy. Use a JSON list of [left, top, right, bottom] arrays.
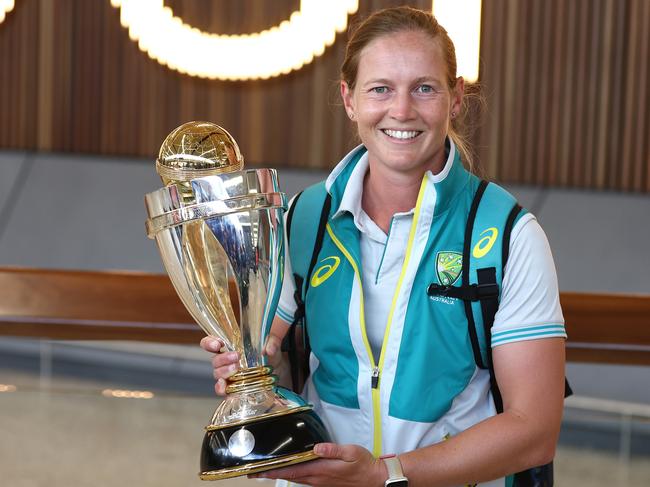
[[145, 121, 330, 480]]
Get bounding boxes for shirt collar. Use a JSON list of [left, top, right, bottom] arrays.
[[330, 138, 458, 221], [333, 150, 369, 221]]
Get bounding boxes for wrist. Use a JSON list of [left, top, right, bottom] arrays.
[[380, 454, 409, 487], [375, 455, 390, 487]]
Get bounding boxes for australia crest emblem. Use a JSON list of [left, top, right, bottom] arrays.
[[435, 251, 462, 286]]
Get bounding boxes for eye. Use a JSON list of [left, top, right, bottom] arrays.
[[370, 86, 389, 94], [415, 84, 435, 94]]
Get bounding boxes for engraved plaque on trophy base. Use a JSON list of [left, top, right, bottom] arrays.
[[199, 406, 330, 480]]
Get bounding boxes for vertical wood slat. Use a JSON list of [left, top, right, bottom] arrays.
[[546, 0, 565, 187], [36, 0, 54, 150], [633, 0, 650, 192], [570, 0, 588, 188], [583, 0, 601, 189], [594, 0, 615, 190], [556, 0, 576, 186], [0, 0, 648, 193], [621, 0, 639, 191]]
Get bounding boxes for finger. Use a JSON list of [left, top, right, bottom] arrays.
[[264, 333, 283, 357], [214, 378, 227, 396], [251, 459, 324, 481], [313, 443, 359, 463], [211, 352, 239, 370], [213, 363, 239, 381], [200, 336, 223, 353]]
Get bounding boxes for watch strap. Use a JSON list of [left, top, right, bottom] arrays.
[[384, 456, 404, 478], [380, 454, 408, 486]]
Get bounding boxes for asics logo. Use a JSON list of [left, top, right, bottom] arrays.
[[311, 256, 340, 287], [472, 227, 498, 258]]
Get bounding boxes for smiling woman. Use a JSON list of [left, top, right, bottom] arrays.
[[199, 6, 568, 487]]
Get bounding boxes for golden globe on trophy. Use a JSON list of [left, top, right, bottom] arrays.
[[144, 121, 330, 480]]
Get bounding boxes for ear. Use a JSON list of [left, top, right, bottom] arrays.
[[340, 80, 356, 120], [451, 76, 465, 117]]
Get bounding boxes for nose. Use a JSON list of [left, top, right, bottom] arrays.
[[389, 91, 416, 121]]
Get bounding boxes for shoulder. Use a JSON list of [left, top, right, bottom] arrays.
[[288, 181, 328, 214], [287, 181, 329, 236], [492, 213, 566, 345]]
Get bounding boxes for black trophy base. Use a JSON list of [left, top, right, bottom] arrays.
[[199, 407, 331, 480]]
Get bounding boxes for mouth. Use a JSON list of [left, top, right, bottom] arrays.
[[381, 129, 422, 140]]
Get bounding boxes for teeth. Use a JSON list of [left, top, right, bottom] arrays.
[[383, 129, 420, 140]]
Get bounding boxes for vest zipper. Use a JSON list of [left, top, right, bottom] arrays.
[[371, 367, 380, 388], [326, 223, 382, 456], [324, 177, 427, 457]]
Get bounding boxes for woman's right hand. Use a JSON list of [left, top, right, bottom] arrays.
[[200, 333, 286, 396], [200, 336, 240, 396]]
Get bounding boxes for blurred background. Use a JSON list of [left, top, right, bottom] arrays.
[[0, 0, 648, 486]]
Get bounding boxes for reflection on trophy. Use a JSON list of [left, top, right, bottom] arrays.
[[145, 121, 330, 480]]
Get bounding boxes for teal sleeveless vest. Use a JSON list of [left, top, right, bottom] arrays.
[[287, 146, 526, 422]]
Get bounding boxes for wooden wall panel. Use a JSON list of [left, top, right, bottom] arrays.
[[479, 0, 650, 191], [1, 268, 649, 365], [0, 0, 648, 191]]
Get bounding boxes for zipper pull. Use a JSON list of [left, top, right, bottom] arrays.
[[371, 367, 380, 389]]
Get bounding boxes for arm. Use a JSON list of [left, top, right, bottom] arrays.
[[397, 337, 565, 486], [253, 337, 565, 487]]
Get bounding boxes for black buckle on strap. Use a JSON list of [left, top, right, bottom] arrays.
[[427, 282, 499, 302]]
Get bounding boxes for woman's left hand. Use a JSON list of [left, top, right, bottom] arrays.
[[250, 443, 385, 486]]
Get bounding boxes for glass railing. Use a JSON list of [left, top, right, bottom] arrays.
[[0, 338, 270, 487], [1, 268, 649, 486], [2, 337, 649, 487]]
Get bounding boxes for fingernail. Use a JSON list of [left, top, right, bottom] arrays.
[[227, 352, 239, 361]]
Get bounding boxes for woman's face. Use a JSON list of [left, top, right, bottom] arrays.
[[341, 30, 463, 178]]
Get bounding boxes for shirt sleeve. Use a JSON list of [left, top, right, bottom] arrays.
[[276, 195, 299, 324], [491, 213, 567, 347]]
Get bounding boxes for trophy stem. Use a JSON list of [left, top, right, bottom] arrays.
[[225, 366, 276, 395]]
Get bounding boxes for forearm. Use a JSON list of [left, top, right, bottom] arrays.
[[399, 407, 560, 487], [271, 351, 293, 389], [399, 339, 565, 487]]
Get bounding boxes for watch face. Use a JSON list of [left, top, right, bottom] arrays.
[[386, 480, 408, 487]]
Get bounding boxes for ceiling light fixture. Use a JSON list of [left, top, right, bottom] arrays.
[[432, 0, 482, 83], [0, 0, 15, 24], [110, 0, 358, 80]]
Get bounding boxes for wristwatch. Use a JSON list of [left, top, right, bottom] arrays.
[[380, 454, 408, 487]]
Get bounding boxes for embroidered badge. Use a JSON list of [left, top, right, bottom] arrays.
[[436, 251, 462, 286]]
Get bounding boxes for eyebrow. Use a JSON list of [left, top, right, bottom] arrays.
[[362, 76, 443, 87]]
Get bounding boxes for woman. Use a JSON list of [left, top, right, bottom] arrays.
[[201, 6, 566, 487]]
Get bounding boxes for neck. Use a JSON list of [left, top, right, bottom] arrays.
[[361, 168, 423, 233]]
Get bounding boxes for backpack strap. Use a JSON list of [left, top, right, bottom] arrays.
[[426, 180, 522, 402], [281, 183, 331, 392], [481, 201, 523, 413], [284, 190, 304, 391], [426, 179, 490, 369]]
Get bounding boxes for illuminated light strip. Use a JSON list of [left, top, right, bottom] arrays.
[[0, 384, 17, 392], [110, 0, 358, 80], [0, 0, 16, 24], [432, 0, 482, 83], [102, 389, 155, 399]]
